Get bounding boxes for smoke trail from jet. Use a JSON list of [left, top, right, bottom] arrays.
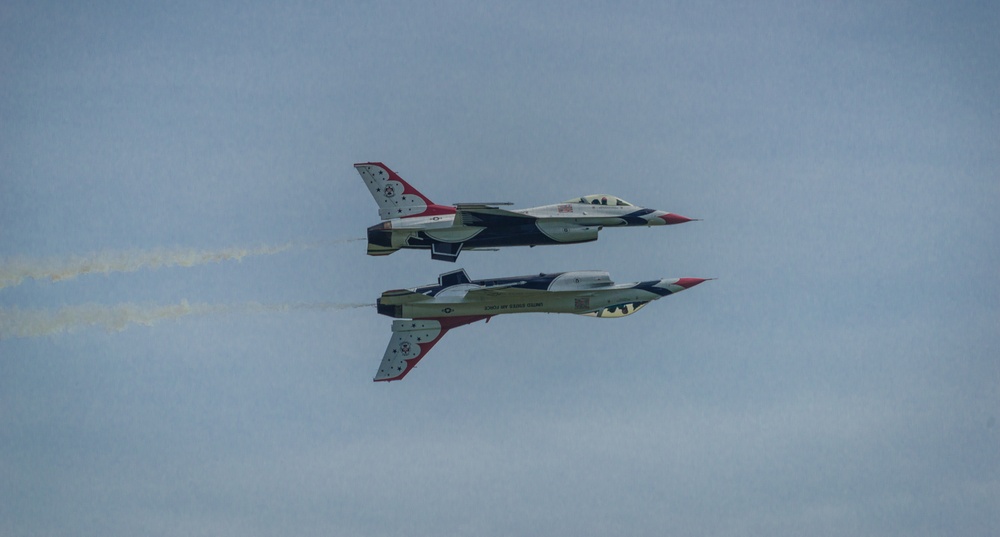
[[0, 301, 374, 340], [0, 238, 364, 290]]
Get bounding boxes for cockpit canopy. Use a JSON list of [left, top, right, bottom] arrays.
[[582, 301, 649, 318], [566, 195, 635, 207]]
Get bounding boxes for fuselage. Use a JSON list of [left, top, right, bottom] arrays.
[[377, 270, 702, 320], [367, 200, 681, 257], [380, 287, 653, 319]]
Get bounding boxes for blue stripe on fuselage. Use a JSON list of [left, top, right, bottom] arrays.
[[621, 208, 654, 226], [635, 280, 673, 296]]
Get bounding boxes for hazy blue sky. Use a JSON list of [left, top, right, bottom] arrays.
[[2, 1, 998, 536]]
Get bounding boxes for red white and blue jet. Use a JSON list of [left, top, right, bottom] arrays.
[[355, 162, 694, 262], [374, 269, 710, 381]]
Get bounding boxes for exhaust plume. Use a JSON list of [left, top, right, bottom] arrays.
[[0, 301, 373, 340], [0, 238, 364, 290]]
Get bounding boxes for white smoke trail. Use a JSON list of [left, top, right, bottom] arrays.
[[0, 301, 374, 340], [0, 238, 364, 290]]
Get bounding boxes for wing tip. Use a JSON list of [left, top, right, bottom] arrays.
[[373, 370, 408, 382]]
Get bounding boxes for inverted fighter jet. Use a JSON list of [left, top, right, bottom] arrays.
[[355, 162, 694, 261], [374, 269, 710, 381]]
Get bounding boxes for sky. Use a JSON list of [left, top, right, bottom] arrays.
[[1, 1, 998, 535]]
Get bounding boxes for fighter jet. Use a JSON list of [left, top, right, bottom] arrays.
[[373, 269, 710, 381], [355, 162, 694, 261]]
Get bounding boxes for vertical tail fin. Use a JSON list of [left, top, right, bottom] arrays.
[[374, 316, 488, 382], [354, 162, 456, 220]]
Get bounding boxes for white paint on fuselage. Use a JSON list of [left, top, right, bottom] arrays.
[[394, 269, 669, 319], [546, 270, 612, 291], [400, 287, 658, 319], [383, 201, 650, 231], [387, 213, 457, 230], [519, 203, 637, 225], [381, 200, 660, 247]]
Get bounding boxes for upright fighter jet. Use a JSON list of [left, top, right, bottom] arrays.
[[373, 269, 710, 381], [355, 162, 694, 261]]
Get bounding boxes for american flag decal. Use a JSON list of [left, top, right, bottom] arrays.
[[558, 204, 573, 213], [574, 297, 590, 309]]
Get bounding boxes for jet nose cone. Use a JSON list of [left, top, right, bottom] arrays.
[[656, 212, 694, 225], [674, 277, 711, 289]]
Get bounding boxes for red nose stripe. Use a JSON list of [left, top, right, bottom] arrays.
[[659, 213, 693, 225], [674, 278, 708, 289]]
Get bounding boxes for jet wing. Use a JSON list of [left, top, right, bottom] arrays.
[[374, 316, 489, 382], [455, 205, 535, 227]]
